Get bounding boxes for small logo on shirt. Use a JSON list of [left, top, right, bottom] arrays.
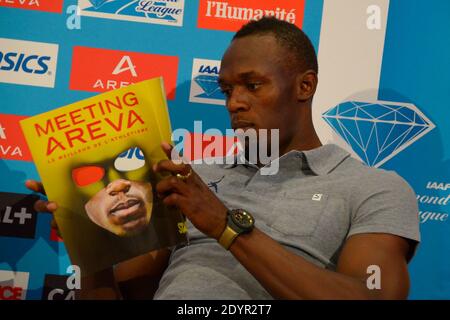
[[207, 176, 225, 193], [312, 194, 323, 201]]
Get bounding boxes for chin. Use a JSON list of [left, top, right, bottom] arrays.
[[112, 212, 151, 237]]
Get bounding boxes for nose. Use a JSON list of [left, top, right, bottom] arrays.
[[226, 87, 250, 114], [106, 179, 131, 196]]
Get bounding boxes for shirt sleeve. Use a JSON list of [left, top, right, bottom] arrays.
[[347, 169, 421, 245]]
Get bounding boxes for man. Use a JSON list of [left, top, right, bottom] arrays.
[[27, 17, 420, 299]]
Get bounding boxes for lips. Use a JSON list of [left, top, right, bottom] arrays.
[[231, 120, 255, 131], [109, 198, 145, 226], [110, 198, 140, 215]]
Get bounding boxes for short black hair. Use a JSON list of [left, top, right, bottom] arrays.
[[233, 17, 318, 73]]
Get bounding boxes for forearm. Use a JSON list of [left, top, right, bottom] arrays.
[[229, 228, 377, 300]]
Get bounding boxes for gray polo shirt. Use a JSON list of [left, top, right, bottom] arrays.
[[154, 144, 420, 299]]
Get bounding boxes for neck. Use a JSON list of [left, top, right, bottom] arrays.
[[279, 124, 322, 157], [249, 126, 322, 168], [279, 105, 322, 156]]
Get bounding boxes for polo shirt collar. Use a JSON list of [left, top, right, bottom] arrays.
[[221, 144, 350, 175], [302, 144, 351, 175]]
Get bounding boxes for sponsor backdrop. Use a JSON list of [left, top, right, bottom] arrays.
[[0, 0, 448, 299]]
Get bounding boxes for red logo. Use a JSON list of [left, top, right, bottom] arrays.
[[0, 0, 64, 13], [0, 113, 32, 161], [184, 132, 239, 161], [0, 286, 23, 300], [198, 0, 305, 32], [69, 46, 179, 100]]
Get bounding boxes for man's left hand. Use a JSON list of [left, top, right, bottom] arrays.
[[153, 142, 228, 240]]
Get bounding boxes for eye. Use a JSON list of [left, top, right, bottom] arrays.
[[220, 86, 232, 97], [246, 82, 262, 91], [72, 166, 105, 187]]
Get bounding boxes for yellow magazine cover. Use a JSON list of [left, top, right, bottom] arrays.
[[20, 77, 188, 275]]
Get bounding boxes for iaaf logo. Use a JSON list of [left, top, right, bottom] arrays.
[[198, 0, 305, 32], [0, 270, 29, 300], [0, 0, 64, 13], [70, 46, 178, 99], [0, 38, 58, 88], [78, 0, 185, 27], [0, 113, 32, 161], [189, 58, 225, 106]]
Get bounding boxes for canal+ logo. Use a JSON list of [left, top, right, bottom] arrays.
[[189, 58, 225, 106], [0, 38, 58, 88]]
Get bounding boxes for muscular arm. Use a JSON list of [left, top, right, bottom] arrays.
[[230, 229, 413, 299]]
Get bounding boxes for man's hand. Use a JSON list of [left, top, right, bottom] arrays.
[[153, 142, 228, 240], [25, 179, 60, 235]]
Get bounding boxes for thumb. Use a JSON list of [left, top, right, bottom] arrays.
[[161, 141, 184, 165], [161, 141, 173, 159]]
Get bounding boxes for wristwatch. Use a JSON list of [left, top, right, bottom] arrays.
[[218, 209, 255, 250]]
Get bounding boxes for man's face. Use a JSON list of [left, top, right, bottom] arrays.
[[85, 179, 153, 237], [219, 34, 301, 151]]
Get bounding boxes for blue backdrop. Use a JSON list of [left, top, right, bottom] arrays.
[[0, 0, 449, 299]]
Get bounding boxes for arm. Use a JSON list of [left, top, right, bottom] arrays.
[[229, 229, 412, 299], [153, 144, 416, 300]]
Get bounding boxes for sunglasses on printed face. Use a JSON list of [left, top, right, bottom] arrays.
[[72, 147, 146, 187]]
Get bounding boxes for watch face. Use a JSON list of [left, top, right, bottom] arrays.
[[230, 209, 254, 229]]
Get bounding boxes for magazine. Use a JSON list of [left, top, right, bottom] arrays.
[[20, 77, 188, 275]]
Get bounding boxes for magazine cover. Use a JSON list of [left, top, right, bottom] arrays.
[[20, 77, 188, 275]]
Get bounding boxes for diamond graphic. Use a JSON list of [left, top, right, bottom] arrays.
[[194, 74, 224, 99], [322, 101, 435, 167]]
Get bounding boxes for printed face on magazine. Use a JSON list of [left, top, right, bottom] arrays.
[[71, 147, 154, 237]]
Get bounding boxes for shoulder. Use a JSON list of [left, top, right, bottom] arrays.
[[338, 156, 415, 195]]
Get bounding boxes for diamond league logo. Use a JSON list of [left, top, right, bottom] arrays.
[[189, 58, 225, 106], [322, 101, 435, 167], [79, 0, 185, 27]]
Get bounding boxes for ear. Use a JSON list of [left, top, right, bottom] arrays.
[[295, 70, 318, 102]]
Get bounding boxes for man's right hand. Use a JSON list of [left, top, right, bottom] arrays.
[[25, 179, 60, 235]]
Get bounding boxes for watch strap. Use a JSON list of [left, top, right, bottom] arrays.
[[218, 225, 239, 250]]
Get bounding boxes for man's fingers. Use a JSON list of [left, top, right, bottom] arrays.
[[154, 159, 192, 176], [156, 176, 190, 197], [161, 141, 173, 159], [25, 179, 46, 195], [162, 193, 187, 208], [34, 200, 58, 213], [161, 141, 186, 165]]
